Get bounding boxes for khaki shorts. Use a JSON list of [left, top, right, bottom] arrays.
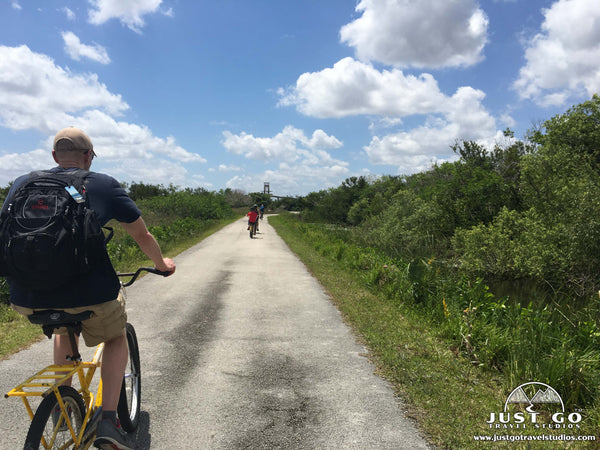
[[12, 293, 127, 347]]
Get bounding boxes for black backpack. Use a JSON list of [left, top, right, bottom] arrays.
[[0, 169, 112, 291]]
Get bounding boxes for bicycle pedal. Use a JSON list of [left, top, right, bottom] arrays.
[[82, 407, 103, 444]]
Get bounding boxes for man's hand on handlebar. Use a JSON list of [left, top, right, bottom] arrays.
[[156, 257, 176, 276]]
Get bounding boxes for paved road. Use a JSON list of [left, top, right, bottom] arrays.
[[0, 216, 431, 449]]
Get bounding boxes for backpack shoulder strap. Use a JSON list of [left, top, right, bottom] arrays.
[[29, 168, 90, 180], [54, 169, 90, 185], [64, 168, 91, 180], [27, 169, 91, 193], [27, 169, 89, 184]]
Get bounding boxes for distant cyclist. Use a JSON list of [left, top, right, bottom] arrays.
[[247, 204, 259, 237], [260, 203, 265, 219]]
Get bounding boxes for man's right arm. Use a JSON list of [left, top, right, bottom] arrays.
[[120, 217, 176, 274]]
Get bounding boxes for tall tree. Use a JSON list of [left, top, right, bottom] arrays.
[[529, 94, 600, 166]]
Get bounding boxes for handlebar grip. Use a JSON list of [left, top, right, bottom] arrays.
[[143, 267, 172, 277], [157, 269, 172, 276], [118, 267, 173, 287]]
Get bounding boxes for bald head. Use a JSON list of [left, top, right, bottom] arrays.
[[52, 127, 95, 170]]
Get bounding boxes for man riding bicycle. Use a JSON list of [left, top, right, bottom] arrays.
[[1, 127, 175, 450], [247, 204, 259, 235]]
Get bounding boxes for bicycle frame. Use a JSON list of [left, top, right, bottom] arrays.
[[5, 342, 105, 447], [5, 267, 168, 449]]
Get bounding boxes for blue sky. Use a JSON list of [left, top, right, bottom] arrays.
[[0, 0, 598, 196]]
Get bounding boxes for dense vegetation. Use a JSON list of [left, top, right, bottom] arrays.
[[294, 95, 600, 413]]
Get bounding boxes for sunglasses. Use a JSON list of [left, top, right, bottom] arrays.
[[84, 149, 97, 160]]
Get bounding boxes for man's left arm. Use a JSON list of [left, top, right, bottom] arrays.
[[120, 217, 176, 274]]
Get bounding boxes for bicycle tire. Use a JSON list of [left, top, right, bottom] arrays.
[[117, 323, 141, 432], [23, 385, 85, 450]]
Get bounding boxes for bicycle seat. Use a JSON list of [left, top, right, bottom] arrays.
[[28, 310, 94, 339]]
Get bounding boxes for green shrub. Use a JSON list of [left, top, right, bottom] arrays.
[[136, 189, 232, 221], [356, 190, 449, 259]]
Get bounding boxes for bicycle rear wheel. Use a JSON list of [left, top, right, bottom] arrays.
[[117, 323, 141, 432], [24, 385, 85, 450]]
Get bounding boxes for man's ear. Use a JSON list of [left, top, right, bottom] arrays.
[[52, 150, 59, 164]]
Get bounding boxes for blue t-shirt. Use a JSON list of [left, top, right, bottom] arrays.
[[2, 167, 141, 308]]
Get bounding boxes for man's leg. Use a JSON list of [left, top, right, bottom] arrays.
[[94, 330, 134, 449], [100, 331, 128, 411], [54, 334, 76, 364], [53, 330, 128, 408], [54, 334, 76, 385], [69, 296, 133, 448]]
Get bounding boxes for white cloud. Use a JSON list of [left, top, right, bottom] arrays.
[[305, 129, 343, 150], [225, 174, 261, 193], [513, 0, 600, 105], [369, 117, 404, 132], [225, 160, 351, 197], [218, 164, 242, 172], [62, 7, 76, 20], [364, 87, 500, 170], [277, 58, 495, 128], [500, 112, 516, 129], [59, 109, 205, 164], [0, 45, 204, 186], [279, 57, 501, 173], [0, 45, 126, 132], [339, 0, 488, 68], [88, 0, 163, 33], [222, 125, 342, 161], [0, 149, 54, 185], [104, 158, 191, 187], [62, 31, 111, 64], [222, 126, 349, 195], [11, 2, 22, 11], [222, 126, 301, 161], [278, 57, 446, 118]]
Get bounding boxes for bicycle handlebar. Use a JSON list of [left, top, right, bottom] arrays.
[[117, 267, 172, 287]]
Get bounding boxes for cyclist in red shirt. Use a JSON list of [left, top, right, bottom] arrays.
[[247, 205, 259, 237]]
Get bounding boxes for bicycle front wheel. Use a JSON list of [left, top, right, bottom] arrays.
[[24, 385, 86, 450], [117, 323, 141, 432]]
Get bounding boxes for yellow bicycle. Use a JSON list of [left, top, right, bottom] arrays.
[[5, 267, 167, 450]]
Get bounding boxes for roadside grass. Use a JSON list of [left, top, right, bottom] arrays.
[[0, 214, 243, 360], [268, 213, 599, 449], [0, 306, 42, 359]]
